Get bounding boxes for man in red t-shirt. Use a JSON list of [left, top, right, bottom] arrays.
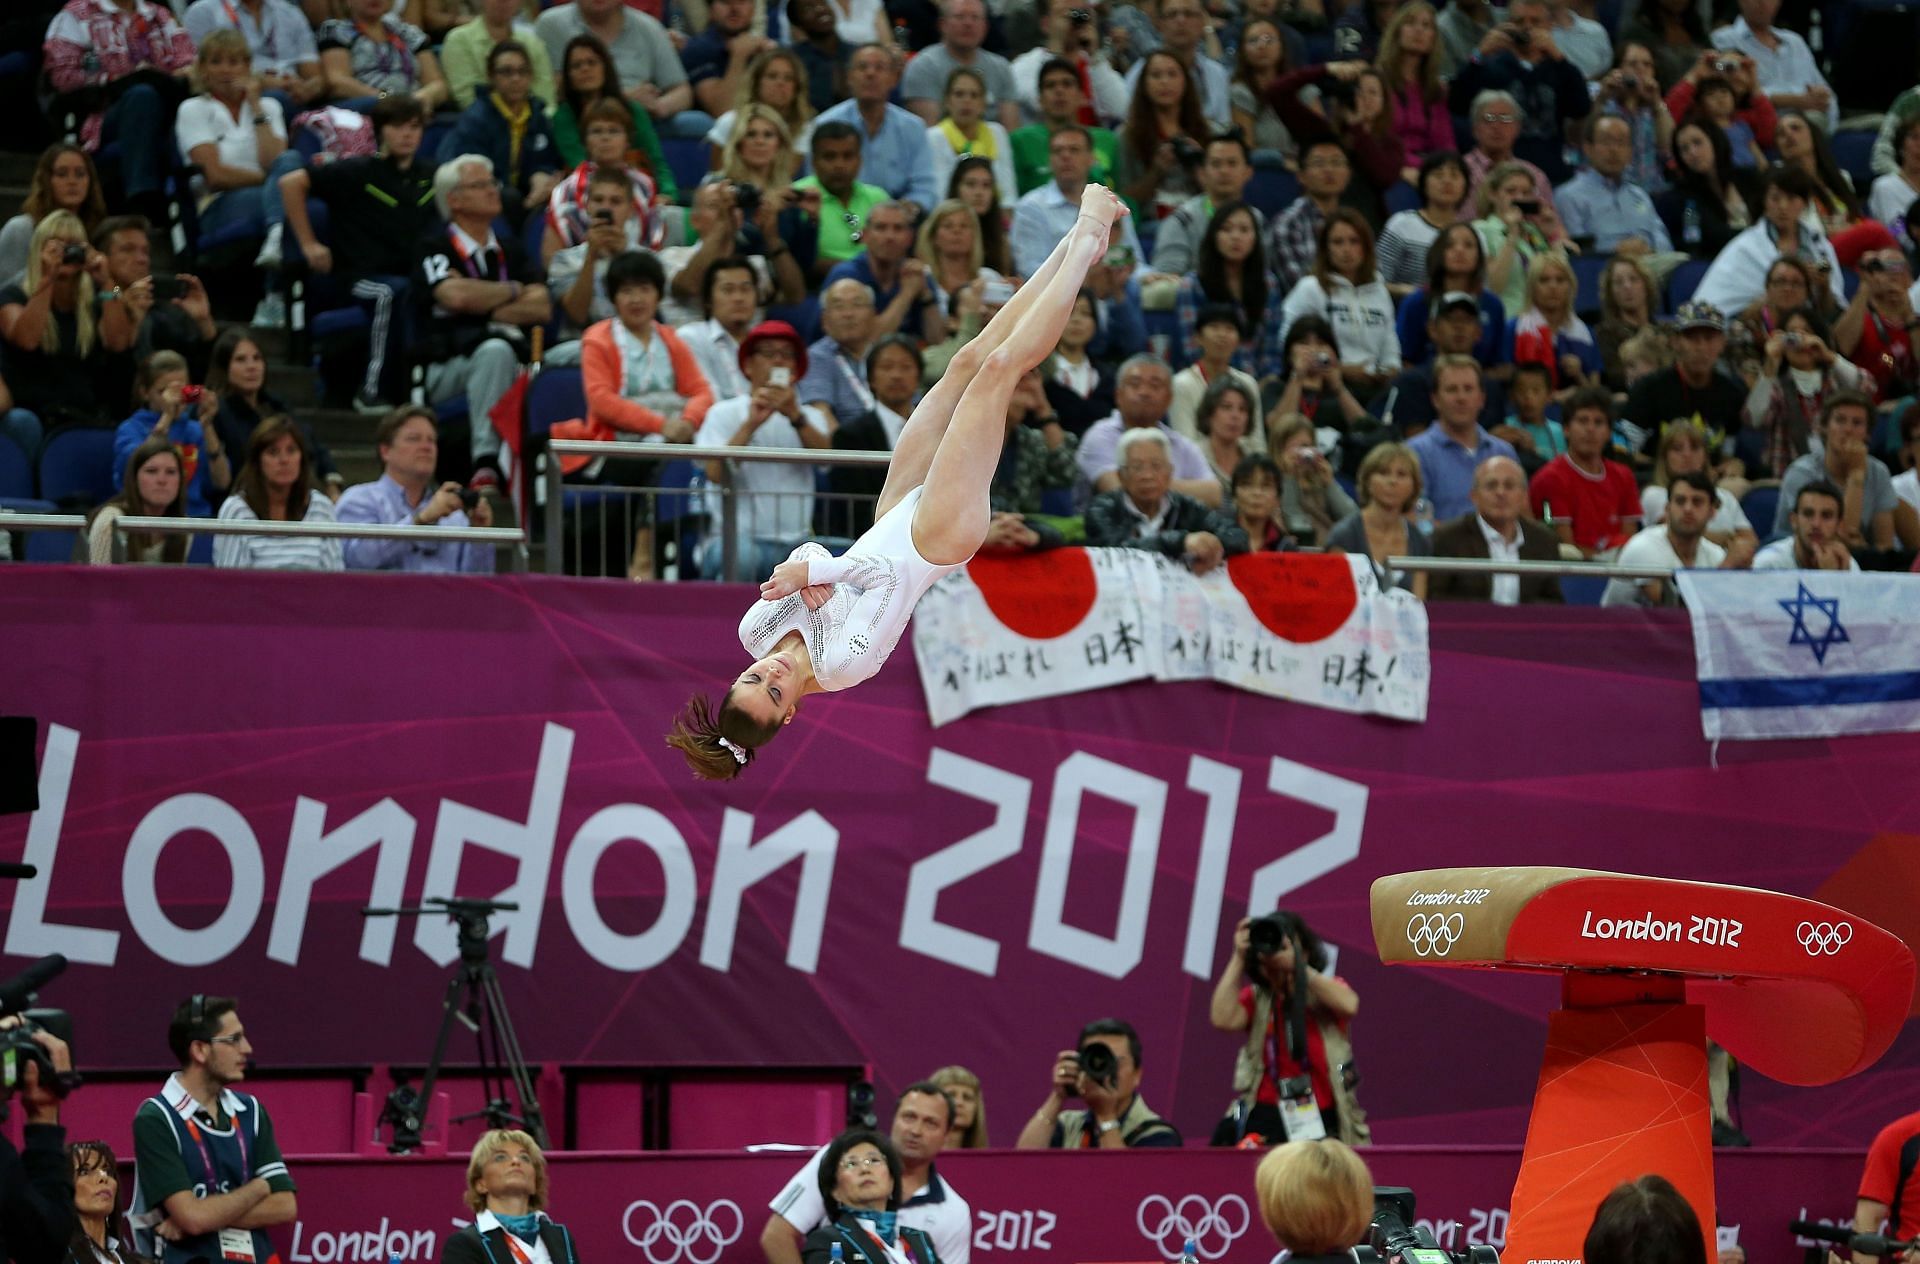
[[1529, 386, 1642, 556], [1854, 1110, 1920, 1260]]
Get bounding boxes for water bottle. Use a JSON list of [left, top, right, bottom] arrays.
[[1682, 200, 1701, 247], [831, 1244, 845, 1264], [1412, 497, 1434, 537], [1178, 1238, 1199, 1264]]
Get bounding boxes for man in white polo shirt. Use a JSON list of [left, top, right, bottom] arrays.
[[760, 1083, 971, 1264]]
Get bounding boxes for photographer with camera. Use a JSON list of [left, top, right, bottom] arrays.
[[1253, 1140, 1372, 1263], [1014, 1019, 1182, 1149], [0, 1012, 76, 1264], [128, 997, 296, 1264], [336, 408, 497, 573], [661, 179, 807, 327], [1446, 0, 1589, 185], [1209, 911, 1367, 1148]]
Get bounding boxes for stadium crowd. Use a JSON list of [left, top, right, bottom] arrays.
[[0, 0, 1917, 593]]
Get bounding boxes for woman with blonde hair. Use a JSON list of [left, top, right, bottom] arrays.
[[1505, 252, 1599, 397], [1327, 440, 1429, 597], [1255, 1139, 1373, 1260], [720, 103, 798, 198], [0, 210, 134, 436], [1474, 160, 1570, 318], [441, 1130, 577, 1264], [928, 1067, 988, 1149], [1375, 1, 1449, 186], [917, 199, 993, 333], [708, 47, 816, 164]]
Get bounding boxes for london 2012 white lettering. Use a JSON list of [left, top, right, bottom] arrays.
[[1580, 912, 1742, 947], [973, 1210, 1056, 1252], [1405, 889, 1491, 908]]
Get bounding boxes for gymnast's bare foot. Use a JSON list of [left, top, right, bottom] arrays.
[[1078, 184, 1128, 232]]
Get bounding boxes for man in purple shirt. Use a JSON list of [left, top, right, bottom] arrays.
[[1074, 355, 1221, 509], [335, 407, 498, 573]]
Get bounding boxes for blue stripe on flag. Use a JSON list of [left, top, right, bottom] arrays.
[[1699, 671, 1920, 709]]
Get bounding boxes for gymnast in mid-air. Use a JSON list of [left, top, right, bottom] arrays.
[[667, 184, 1130, 780]]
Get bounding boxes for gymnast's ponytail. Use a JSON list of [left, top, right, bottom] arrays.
[[666, 692, 783, 781]]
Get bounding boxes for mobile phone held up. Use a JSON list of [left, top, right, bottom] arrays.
[[769, 366, 792, 389]]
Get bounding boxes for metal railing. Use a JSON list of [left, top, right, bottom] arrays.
[[1, 512, 527, 570], [542, 441, 891, 583], [1387, 557, 1681, 580]]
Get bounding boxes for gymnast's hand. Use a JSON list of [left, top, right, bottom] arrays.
[[800, 584, 835, 610], [760, 558, 812, 601]]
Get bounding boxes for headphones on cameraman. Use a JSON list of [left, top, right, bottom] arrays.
[[189, 994, 207, 1026]]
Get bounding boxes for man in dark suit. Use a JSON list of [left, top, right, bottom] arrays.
[[1429, 455, 1563, 603], [830, 335, 924, 536]]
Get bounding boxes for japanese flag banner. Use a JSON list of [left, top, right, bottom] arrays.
[[911, 549, 1430, 727]]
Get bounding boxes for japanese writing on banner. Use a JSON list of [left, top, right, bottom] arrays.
[[911, 548, 1430, 727]]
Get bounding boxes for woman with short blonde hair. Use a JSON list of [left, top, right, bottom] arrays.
[[1255, 1139, 1374, 1258], [443, 1129, 573, 1264], [928, 1066, 988, 1149], [916, 199, 989, 329], [1327, 439, 1429, 598]]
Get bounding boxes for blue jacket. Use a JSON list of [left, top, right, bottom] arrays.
[[436, 94, 563, 193], [113, 409, 218, 517]]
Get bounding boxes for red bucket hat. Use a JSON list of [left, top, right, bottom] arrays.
[[737, 320, 810, 378]]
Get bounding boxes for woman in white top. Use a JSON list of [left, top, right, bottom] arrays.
[[916, 199, 999, 336], [706, 47, 815, 166], [86, 437, 189, 566], [1869, 116, 1920, 228], [174, 31, 296, 246], [215, 417, 345, 571], [1640, 423, 1758, 553], [1280, 207, 1401, 401], [666, 186, 1129, 781], [926, 68, 1017, 211], [826, 0, 892, 49]]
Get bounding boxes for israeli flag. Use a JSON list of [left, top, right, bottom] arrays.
[[1675, 572, 1920, 741]]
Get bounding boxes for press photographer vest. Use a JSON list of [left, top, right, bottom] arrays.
[[131, 1089, 285, 1264], [1055, 1094, 1179, 1148], [1235, 986, 1371, 1146]]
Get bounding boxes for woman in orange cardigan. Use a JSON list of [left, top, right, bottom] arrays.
[[556, 250, 713, 578]]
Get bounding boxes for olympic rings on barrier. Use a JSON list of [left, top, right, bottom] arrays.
[[622, 1199, 745, 1264], [1135, 1194, 1251, 1260]]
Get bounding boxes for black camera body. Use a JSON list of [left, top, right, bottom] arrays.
[[1245, 912, 1296, 974], [0, 1009, 77, 1100], [1077, 1040, 1119, 1089], [1364, 1187, 1500, 1264], [1169, 135, 1205, 169], [733, 180, 763, 218], [61, 243, 87, 266]]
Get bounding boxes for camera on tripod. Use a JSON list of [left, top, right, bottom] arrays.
[[1359, 1188, 1499, 1264]]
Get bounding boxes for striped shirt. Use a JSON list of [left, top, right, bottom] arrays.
[[213, 493, 345, 571]]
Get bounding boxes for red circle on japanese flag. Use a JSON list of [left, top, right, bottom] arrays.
[[968, 548, 1098, 639], [1226, 552, 1358, 643]]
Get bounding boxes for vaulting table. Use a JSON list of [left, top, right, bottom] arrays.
[[1371, 867, 1915, 1264]]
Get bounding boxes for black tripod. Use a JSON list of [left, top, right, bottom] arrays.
[[361, 897, 548, 1153]]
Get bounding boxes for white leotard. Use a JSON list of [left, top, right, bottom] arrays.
[[736, 486, 968, 692]]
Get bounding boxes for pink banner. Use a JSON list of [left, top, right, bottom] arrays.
[[3, 567, 1918, 1165]]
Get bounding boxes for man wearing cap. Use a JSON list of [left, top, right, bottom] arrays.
[[694, 321, 833, 580], [1406, 354, 1519, 520], [1430, 455, 1563, 603], [1380, 292, 1506, 435], [1693, 167, 1844, 316], [1623, 302, 1749, 467]]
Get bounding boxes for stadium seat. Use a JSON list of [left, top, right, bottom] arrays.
[[1832, 129, 1876, 197], [0, 433, 33, 499], [1144, 308, 1180, 360], [1741, 483, 1781, 535], [1666, 259, 1710, 309], [523, 211, 547, 264], [38, 428, 117, 508], [1039, 487, 1074, 516], [24, 525, 79, 564], [662, 140, 711, 202], [1572, 254, 1608, 320], [1384, 181, 1420, 215], [527, 367, 585, 438], [1560, 574, 1609, 605], [1246, 167, 1301, 217], [766, 298, 821, 343]]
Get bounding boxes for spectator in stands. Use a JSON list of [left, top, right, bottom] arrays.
[[902, 0, 1019, 130], [1153, 135, 1259, 277], [1475, 160, 1572, 320], [1544, 0, 1611, 77], [1124, 0, 1230, 128], [113, 351, 230, 520], [676, 257, 761, 403], [928, 1068, 987, 1149], [1012, 60, 1119, 196], [534, 0, 698, 138], [42, 0, 194, 227], [1530, 386, 1641, 555], [816, 45, 941, 215], [1013, 0, 1126, 127], [1228, 21, 1297, 168], [0, 213, 133, 436], [1171, 303, 1262, 441], [544, 102, 666, 266], [564, 249, 710, 475], [949, 157, 1015, 275], [829, 334, 922, 533], [1713, 0, 1832, 129], [980, 372, 1078, 552], [213, 418, 343, 571], [1657, 119, 1762, 261], [436, 42, 563, 229], [1409, 354, 1519, 519], [1429, 454, 1562, 602], [1281, 208, 1400, 400], [1599, 43, 1675, 196], [1396, 221, 1505, 366], [1494, 361, 1562, 473], [0, 145, 103, 291], [1377, 3, 1451, 185], [86, 437, 188, 565], [131, 997, 297, 1264], [1870, 119, 1920, 229], [276, 94, 435, 412], [206, 328, 340, 495], [708, 48, 815, 162], [1328, 440, 1430, 593], [443, 1132, 575, 1264], [784, 0, 855, 114], [1087, 420, 1249, 566], [1255, 1140, 1372, 1261], [797, 1132, 944, 1264], [798, 279, 878, 430], [792, 123, 890, 279], [662, 178, 805, 325], [1741, 306, 1869, 477], [1043, 291, 1115, 435], [1077, 355, 1220, 506], [1622, 300, 1746, 469], [1728, 255, 1824, 377], [1383, 290, 1505, 434], [1228, 453, 1296, 550], [442, 0, 552, 111], [1447, 0, 1589, 185], [1833, 248, 1920, 404], [1583, 1176, 1707, 1264], [1272, 315, 1376, 444], [1435, 0, 1497, 75], [1013, 127, 1145, 280], [1668, 54, 1774, 169], [1116, 51, 1211, 220], [1618, 0, 1705, 92], [685, 0, 776, 122], [694, 319, 832, 578], [1772, 391, 1898, 550], [1895, 406, 1920, 525], [918, 199, 995, 335], [1459, 90, 1557, 213], [1603, 469, 1748, 604], [405, 0, 485, 44], [1777, 110, 1862, 235], [336, 408, 497, 572], [551, 35, 672, 197], [1334, 0, 1395, 63], [551, 171, 647, 339], [1177, 203, 1283, 380], [1377, 151, 1467, 294], [1644, 422, 1758, 550], [318, 0, 449, 111], [1192, 377, 1264, 498], [1269, 413, 1358, 546], [716, 104, 800, 213], [416, 154, 554, 491], [1595, 257, 1661, 393], [1016, 1019, 1182, 1149], [1754, 479, 1857, 569], [184, 0, 325, 113], [1506, 253, 1599, 394], [1267, 138, 1352, 295], [92, 217, 216, 417], [1262, 62, 1406, 223], [829, 201, 941, 341], [1555, 116, 1674, 263]]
